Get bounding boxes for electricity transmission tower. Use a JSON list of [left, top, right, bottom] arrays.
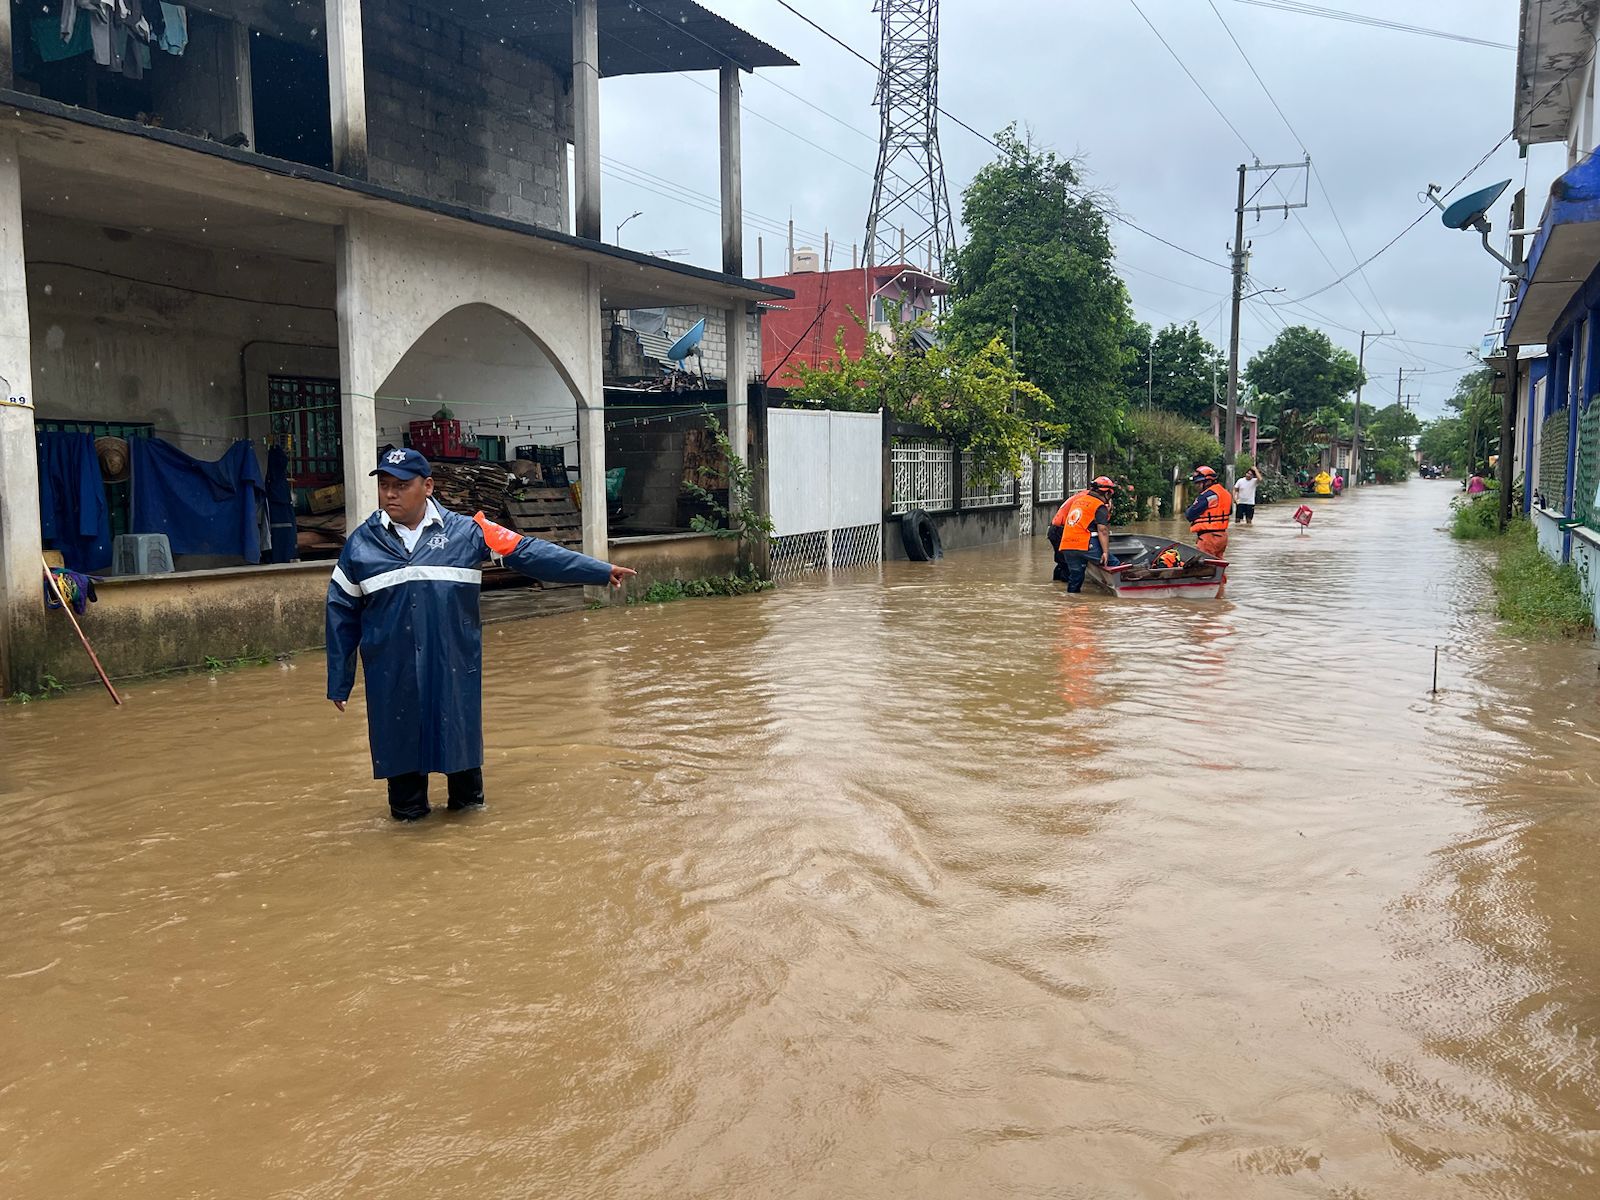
[[864, 0, 956, 274]]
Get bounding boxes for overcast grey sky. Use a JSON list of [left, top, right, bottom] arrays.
[[601, 0, 1562, 419]]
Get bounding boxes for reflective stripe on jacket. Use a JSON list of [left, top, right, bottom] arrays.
[[1051, 491, 1103, 551], [1189, 484, 1234, 533]]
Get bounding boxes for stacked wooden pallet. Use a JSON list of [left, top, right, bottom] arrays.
[[505, 487, 583, 551]]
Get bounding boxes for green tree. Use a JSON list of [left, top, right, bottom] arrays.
[[944, 127, 1132, 453], [1245, 326, 1364, 426], [1418, 414, 1466, 470], [1110, 410, 1225, 520], [1149, 322, 1225, 422], [787, 307, 1051, 486]]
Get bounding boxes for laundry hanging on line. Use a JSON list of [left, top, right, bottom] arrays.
[[36, 430, 112, 574]]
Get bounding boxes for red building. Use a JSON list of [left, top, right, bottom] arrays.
[[757, 262, 949, 385]]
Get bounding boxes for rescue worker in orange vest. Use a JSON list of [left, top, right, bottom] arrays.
[[1048, 476, 1120, 593], [1185, 465, 1234, 558]]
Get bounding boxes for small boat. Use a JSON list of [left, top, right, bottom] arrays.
[[1085, 534, 1228, 599]]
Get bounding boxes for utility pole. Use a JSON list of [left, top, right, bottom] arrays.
[[1226, 158, 1310, 485], [1501, 188, 1526, 533], [1351, 329, 1392, 487], [1226, 166, 1246, 482]]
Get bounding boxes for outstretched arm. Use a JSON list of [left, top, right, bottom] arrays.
[[474, 512, 630, 587]]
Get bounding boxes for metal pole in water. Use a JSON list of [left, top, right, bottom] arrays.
[[1432, 646, 1439, 695]]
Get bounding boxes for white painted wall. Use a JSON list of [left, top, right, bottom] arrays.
[[376, 304, 579, 467]]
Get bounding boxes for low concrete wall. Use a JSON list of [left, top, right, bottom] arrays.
[[1534, 506, 1565, 562], [13, 561, 330, 692], [608, 532, 742, 598], [1566, 525, 1600, 630], [885, 506, 1023, 561]]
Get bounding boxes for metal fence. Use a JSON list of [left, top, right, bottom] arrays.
[[890, 438, 954, 513], [770, 523, 883, 580], [960, 453, 1014, 508], [1017, 456, 1035, 535], [1036, 450, 1064, 502], [1066, 452, 1090, 494], [768, 408, 884, 578], [1540, 409, 1569, 505]]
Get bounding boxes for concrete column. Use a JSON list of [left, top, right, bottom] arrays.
[[0, 0, 14, 91], [725, 304, 748, 509], [230, 21, 257, 149], [0, 134, 42, 691], [572, 0, 601, 241], [578, 268, 609, 572], [335, 214, 379, 530], [719, 62, 743, 276], [324, 0, 369, 178]]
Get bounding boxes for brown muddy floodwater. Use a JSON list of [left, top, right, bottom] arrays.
[[6, 481, 1600, 1198]]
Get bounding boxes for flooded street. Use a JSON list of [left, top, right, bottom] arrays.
[[8, 480, 1600, 1198]]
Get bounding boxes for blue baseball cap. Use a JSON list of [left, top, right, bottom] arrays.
[[370, 447, 432, 479]]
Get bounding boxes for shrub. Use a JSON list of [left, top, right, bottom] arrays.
[[1490, 521, 1593, 637], [1450, 491, 1499, 540]]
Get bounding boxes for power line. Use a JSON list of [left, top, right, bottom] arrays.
[[770, 0, 1230, 272], [1126, 0, 1258, 158], [1228, 1, 1515, 51]]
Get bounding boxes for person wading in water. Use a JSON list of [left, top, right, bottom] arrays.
[[326, 448, 634, 821], [1185, 465, 1234, 559], [1048, 475, 1120, 593]]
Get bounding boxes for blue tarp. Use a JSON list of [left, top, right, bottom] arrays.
[[130, 438, 266, 561], [36, 431, 111, 573], [265, 445, 299, 564]]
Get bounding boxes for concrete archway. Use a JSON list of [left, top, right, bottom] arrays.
[[375, 303, 582, 473]]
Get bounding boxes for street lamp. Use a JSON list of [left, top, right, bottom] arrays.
[[615, 210, 643, 246]]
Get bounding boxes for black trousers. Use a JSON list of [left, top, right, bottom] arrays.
[[385, 768, 484, 820]]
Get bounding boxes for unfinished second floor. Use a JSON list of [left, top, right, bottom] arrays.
[[1, 0, 793, 238]]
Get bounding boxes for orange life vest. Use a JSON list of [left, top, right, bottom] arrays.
[[1052, 490, 1104, 552], [1189, 484, 1234, 533]]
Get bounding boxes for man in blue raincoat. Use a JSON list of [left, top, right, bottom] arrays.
[[327, 448, 634, 821]]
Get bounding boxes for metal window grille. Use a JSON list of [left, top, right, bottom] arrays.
[[1036, 450, 1065, 502], [770, 522, 883, 580], [1017, 456, 1035, 536], [890, 438, 953, 513], [1540, 409, 1569, 504], [960, 453, 1014, 508], [1066, 452, 1089, 494], [269, 375, 341, 485], [1577, 405, 1600, 528]]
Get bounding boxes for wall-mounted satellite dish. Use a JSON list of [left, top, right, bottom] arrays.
[[664, 318, 708, 387], [1441, 179, 1511, 231], [665, 318, 705, 368]]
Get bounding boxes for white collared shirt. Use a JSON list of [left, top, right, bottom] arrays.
[[379, 499, 446, 555]]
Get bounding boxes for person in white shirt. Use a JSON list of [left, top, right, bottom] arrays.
[[1234, 467, 1259, 525]]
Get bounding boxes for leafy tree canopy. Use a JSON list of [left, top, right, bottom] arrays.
[[944, 127, 1131, 453], [1244, 325, 1364, 423], [786, 306, 1052, 487]]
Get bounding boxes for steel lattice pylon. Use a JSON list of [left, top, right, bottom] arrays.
[[864, 0, 955, 274]]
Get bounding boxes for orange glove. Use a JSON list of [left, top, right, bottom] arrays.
[[473, 511, 523, 556]]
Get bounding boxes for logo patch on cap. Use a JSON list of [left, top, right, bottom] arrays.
[[386, 449, 407, 465]]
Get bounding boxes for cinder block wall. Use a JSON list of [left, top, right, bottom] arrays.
[[363, 3, 572, 228], [605, 307, 764, 384]]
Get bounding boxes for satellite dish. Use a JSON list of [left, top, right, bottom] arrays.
[[665, 318, 706, 368], [1441, 179, 1511, 231]]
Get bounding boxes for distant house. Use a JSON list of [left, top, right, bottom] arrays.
[[756, 257, 949, 384]]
